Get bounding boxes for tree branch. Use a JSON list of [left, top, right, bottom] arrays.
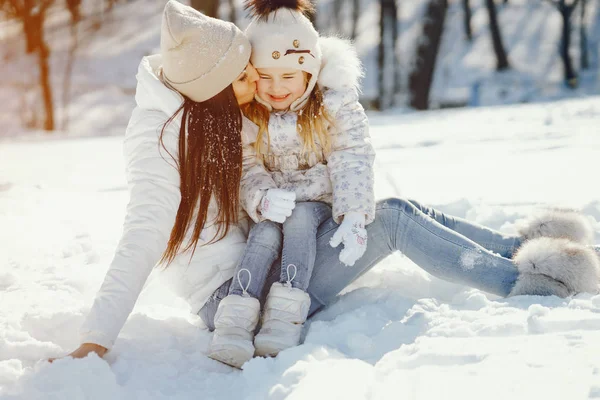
[[5, 0, 24, 17], [39, 0, 54, 14]]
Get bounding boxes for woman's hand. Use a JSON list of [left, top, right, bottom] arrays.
[[49, 343, 107, 362]]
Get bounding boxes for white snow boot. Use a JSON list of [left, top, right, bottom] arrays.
[[254, 282, 311, 357], [207, 294, 260, 369], [517, 208, 594, 245], [510, 237, 600, 297]]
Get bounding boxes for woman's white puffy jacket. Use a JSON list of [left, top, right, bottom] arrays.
[[240, 37, 376, 225], [79, 55, 253, 350]]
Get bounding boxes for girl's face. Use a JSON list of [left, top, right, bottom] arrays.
[[256, 68, 308, 110], [232, 63, 259, 105]]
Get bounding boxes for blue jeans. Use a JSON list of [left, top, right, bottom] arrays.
[[280, 202, 332, 290], [199, 197, 526, 330], [227, 202, 332, 298]]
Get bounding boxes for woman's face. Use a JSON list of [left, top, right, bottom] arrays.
[[232, 63, 259, 105]]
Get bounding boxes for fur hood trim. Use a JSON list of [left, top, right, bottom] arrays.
[[317, 36, 364, 93]]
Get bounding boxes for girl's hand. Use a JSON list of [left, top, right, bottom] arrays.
[[330, 212, 368, 266], [259, 189, 296, 223], [49, 343, 107, 362]]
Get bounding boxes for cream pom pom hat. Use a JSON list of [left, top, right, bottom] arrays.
[[244, 0, 321, 111], [160, 0, 251, 103]]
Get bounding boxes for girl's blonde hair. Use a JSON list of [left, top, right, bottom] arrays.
[[242, 76, 334, 160]]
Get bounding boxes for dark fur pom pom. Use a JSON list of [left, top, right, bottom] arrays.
[[244, 0, 315, 20]]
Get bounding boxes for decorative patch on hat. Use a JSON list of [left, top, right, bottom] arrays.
[[284, 49, 314, 58]]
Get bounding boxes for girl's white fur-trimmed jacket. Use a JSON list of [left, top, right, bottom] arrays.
[[240, 37, 376, 225]]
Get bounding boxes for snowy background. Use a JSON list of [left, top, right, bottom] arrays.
[[2, 0, 600, 399], [1, 0, 599, 136]]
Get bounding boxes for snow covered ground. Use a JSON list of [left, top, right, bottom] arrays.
[[1, 0, 600, 398], [1, 96, 600, 400]]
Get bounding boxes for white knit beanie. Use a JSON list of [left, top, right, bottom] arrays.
[[160, 0, 251, 103], [244, 1, 321, 111]]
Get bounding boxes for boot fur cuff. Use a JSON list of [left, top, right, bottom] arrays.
[[517, 208, 595, 245], [510, 237, 600, 296]]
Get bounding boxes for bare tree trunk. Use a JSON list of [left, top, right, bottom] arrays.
[[227, 0, 236, 23], [24, 1, 38, 53], [332, 0, 344, 33], [543, 0, 580, 86], [580, 0, 589, 69], [23, 13, 36, 52], [190, 0, 219, 17], [485, 0, 509, 70], [376, 0, 385, 110], [351, 0, 360, 39], [31, 10, 54, 131], [462, 0, 472, 41], [558, 0, 579, 86], [39, 45, 53, 131], [376, 0, 398, 110], [7, 0, 55, 130], [62, 17, 79, 130], [409, 0, 447, 110], [391, 0, 400, 98]]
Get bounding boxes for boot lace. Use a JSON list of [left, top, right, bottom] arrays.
[[284, 264, 297, 289], [237, 268, 252, 297]]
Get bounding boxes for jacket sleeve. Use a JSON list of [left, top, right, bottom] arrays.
[[325, 88, 376, 224], [239, 123, 278, 223], [79, 107, 182, 350]]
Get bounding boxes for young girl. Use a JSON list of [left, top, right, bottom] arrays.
[[206, 0, 376, 367]]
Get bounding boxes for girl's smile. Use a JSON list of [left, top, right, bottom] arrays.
[[257, 68, 308, 110]]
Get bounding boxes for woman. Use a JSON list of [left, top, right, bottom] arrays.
[[57, 0, 261, 360], [60, 0, 599, 362]]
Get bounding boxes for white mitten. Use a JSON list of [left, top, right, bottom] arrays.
[[258, 189, 296, 223], [329, 211, 368, 266]]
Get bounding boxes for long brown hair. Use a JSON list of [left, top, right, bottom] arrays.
[[242, 82, 333, 159], [159, 85, 243, 266]]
